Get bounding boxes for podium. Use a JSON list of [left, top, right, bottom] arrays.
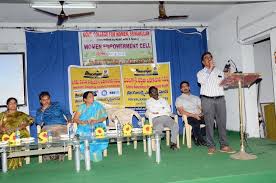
[[220, 73, 261, 160]]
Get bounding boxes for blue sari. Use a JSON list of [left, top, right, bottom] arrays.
[[76, 101, 108, 162]]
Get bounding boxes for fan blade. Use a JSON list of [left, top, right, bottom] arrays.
[[57, 15, 68, 26], [164, 15, 189, 20], [236, 0, 273, 4], [138, 18, 161, 23], [68, 12, 95, 19], [34, 8, 58, 17]]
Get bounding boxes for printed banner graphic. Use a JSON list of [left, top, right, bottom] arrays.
[[80, 30, 155, 66], [122, 63, 172, 108], [69, 66, 123, 112]]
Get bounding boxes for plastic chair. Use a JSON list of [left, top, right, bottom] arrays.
[[110, 108, 145, 155], [147, 112, 180, 150], [182, 115, 206, 148]]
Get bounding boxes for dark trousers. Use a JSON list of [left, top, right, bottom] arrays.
[[201, 96, 229, 148], [187, 117, 205, 140]]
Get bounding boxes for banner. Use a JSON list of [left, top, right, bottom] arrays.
[[80, 30, 156, 66], [122, 63, 172, 108], [68, 65, 123, 113]]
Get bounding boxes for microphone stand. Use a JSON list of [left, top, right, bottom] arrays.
[[228, 59, 242, 73]]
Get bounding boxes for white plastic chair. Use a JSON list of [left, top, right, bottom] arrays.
[[110, 108, 145, 155], [147, 112, 180, 150]]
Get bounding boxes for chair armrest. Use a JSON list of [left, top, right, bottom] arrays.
[[37, 125, 42, 134], [147, 113, 154, 125], [140, 117, 145, 127], [168, 113, 178, 124], [182, 115, 189, 126]]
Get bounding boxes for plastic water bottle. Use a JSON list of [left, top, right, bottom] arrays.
[[48, 130, 53, 142], [116, 119, 122, 137], [15, 128, 21, 145], [69, 123, 74, 139], [91, 124, 95, 137]]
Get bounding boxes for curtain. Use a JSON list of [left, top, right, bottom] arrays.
[[26, 31, 80, 136], [155, 28, 207, 133], [26, 28, 207, 135]]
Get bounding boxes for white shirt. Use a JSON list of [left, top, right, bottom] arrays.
[[197, 67, 224, 97], [175, 94, 201, 114], [145, 97, 171, 118]]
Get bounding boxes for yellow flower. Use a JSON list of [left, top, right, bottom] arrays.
[[143, 125, 153, 136]]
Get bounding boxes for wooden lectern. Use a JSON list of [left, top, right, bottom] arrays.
[[220, 73, 261, 160]]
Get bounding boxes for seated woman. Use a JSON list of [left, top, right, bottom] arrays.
[[73, 91, 108, 162], [0, 98, 33, 170]]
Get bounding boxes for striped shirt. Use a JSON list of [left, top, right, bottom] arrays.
[[197, 67, 224, 97]]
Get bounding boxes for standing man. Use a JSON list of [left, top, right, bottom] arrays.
[[146, 86, 179, 150], [197, 52, 235, 155], [175, 81, 206, 146]]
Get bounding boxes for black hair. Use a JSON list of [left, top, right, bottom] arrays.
[[83, 91, 97, 100], [148, 86, 158, 94], [39, 91, 50, 100], [180, 81, 190, 88], [6, 97, 18, 105], [201, 51, 213, 61]]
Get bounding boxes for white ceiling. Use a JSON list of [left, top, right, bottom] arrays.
[[0, 0, 273, 28]]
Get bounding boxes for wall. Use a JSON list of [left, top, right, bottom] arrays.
[[208, 1, 276, 137], [0, 29, 29, 114]]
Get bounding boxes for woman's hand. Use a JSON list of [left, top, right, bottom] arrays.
[[0, 125, 8, 133], [88, 119, 98, 124]]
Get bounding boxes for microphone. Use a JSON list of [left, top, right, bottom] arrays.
[[228, 59, 242, 73], [223, 62, 231, 72]]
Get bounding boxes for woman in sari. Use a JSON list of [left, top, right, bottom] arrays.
[[73, 91, 108, 162], [0, 98, 33, 169]]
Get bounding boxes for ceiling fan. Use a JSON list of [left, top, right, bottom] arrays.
[[33, 1, 95, 26], [140, 1, 189, 23]]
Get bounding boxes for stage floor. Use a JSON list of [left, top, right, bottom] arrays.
[[1, 131, 276, 183]]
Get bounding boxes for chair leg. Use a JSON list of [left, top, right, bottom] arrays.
[[166, 131, 170, 146], [186, 125, 192, 148], [103, 149, 107, 157], [38, 154, 43, 163], [151, 138, 156, 151], [177, 134, 180, 149], [25, 147, 30, 164], [68, 145, 72, 160], [183, 127, 186, 145], [134, 137, 137, 149], [117, 140, 122, 155], [143, 136, 147, 152], [127, 137, 130, 146]]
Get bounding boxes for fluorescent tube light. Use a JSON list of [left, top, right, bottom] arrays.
[[30, 2, 97, 9]]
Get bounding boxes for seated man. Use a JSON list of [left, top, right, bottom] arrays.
[[175, 81, 206, 146], [146, 86, 179, 150], [35, 91, 71, 137]]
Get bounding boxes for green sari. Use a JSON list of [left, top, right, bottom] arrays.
[[0, 111, 33, 170]]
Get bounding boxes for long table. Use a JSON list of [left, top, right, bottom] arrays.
[[0, 133, 161, 173]]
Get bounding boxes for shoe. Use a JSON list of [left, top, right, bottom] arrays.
[[193, 137, 200, 146], [199, 139, 207, 146], [207, 147, 216, 155], [170, 143, 178, 150], [219, 146, 236, 154]]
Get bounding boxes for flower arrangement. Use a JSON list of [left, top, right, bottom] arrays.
[[2, 134, 10, 141], [123, 123, 132, 137], [143, 124, 153, 136], [38, 131, 48, 143], [95, 127, 105, 138]]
